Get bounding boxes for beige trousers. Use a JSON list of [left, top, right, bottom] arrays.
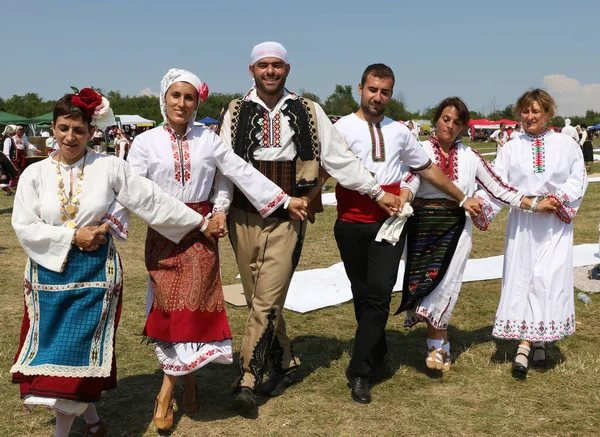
[[228, 206, 305, 390]]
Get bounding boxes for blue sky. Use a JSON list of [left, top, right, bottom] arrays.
[[2, 0, 598, 116]]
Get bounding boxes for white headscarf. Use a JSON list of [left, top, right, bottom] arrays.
[[565, 118, 572, 126], [250, 41, 289, 65], [160, 68, 207, 126], [2, 124, 17, 136]]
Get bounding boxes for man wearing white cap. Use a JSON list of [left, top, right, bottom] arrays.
[[561, 118, 579, 143], [215, 41, 400, 410]]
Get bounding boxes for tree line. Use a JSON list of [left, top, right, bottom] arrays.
[[1, 90, 598, 127]]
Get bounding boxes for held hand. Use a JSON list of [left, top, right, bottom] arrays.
[[75, 225, 108, 251], [462, 197, 482, 216], [212, 212, 228, 238], [201, 219, 220, 243], [536, 198, 558, 213], [288, 197, 308, 221], [376, 192, 400, 216]]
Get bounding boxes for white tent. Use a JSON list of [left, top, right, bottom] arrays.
[[116, 114, 156, 127]]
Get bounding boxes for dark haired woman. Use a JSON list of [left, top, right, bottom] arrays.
[[476, 89, 587, 379], [10, 88, 222, 437], [579, 123, 594, 172], [399, 97, 556, 372]]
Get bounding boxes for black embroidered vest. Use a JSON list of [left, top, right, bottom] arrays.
[[218, 96, 321, 216]]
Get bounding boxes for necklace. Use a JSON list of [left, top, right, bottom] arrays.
[[55, 153, 87, 229]]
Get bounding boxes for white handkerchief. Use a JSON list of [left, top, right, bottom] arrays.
[[375, 203, 413, 245]]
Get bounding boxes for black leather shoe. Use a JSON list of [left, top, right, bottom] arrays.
[[233, 387, 257, 411], [350, 376, 371, 404], [258, 372, 295, 397]]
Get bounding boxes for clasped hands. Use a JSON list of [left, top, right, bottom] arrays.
[[73, 223, 111, 251], [376, 192, 485, 217]]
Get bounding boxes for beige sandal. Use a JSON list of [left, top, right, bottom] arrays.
[[426, 347, 449, 371]]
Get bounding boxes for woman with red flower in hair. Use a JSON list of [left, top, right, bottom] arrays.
[[10, 87, 228, 437], [107, 69, 307, 431]]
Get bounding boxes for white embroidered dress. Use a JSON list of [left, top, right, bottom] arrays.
[[402, 140, 523, 329], [124, 124, 288, 375], [474, 131, 587, 342]]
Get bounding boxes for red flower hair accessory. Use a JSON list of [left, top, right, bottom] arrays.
[[199, 83, 209, 102], [71, 88, 103, 118]]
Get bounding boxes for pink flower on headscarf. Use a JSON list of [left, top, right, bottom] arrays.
[[199, 83, 209, 102]]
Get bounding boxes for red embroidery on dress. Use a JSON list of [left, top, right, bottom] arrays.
[[163, 125, 191, 184], [429, 137, 458, 181]]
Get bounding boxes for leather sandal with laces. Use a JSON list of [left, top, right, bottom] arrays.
[[83, 419, 107, 437], [426, 347, 448, 371]]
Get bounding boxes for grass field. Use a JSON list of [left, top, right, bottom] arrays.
[[1, 140, 599, 436]]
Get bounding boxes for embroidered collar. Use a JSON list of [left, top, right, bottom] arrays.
[[429, 135, 460, 151], [524, 130, 549, 140], [163, 123, 192, 139], [243, 87, 299, 107]]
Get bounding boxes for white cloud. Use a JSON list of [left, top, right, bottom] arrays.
[[542, 74, 600, 116], [139, 87, 159, 97]]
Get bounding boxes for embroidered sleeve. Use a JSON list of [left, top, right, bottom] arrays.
[[409, 159, 433, 173], [401, 165, 421, 196], [545, 145, 587, 224], [471, 191, 502, 231], [473, 149, 523, 207], [101, 201, 129, 241]]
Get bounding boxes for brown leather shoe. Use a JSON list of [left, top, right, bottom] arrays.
[[180, 382, 199, 413], [153, 395, 174, 431], [83, 419, 107, 437]]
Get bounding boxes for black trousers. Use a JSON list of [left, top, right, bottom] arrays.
[[334, 219, 405, 377]]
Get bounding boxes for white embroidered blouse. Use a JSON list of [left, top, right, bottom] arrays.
[[12, 149, 204, 273], [472, 131, 587, 228], [402, 139, 524, 219]]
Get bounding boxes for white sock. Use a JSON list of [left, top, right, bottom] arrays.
[[515, 344, 530, 367], [442, 341, 450, 355], [427, 338, 444, 351], [83, 403, 100, 431], [55, 412, 76, 437]]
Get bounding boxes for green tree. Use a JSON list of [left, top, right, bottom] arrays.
[[324, 85, 358, 116], [198, 93, 243, 121], [384, 94, 410, 121], [299, 89, 321, 104]]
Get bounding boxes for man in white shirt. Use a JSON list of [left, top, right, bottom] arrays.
[[489, 123, 507, 154], [561, 118, 579, 143], [13, 125, 41, 169], [216, 42, 399, 411], [407, 121, 419, 139], [333, 64, 482, 404], [509, 124, 523, 140]]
